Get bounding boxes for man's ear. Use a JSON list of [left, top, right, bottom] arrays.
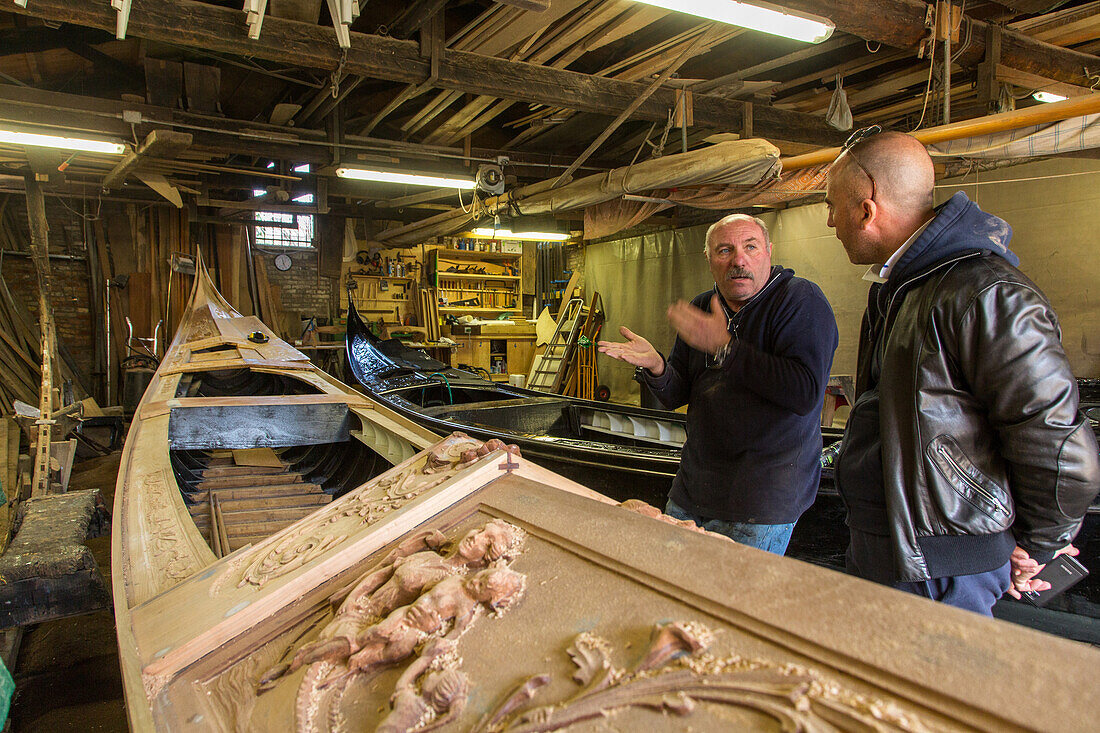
[[859, 198, 877, 228]]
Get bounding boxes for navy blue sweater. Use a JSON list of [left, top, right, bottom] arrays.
[[644, 265, 838, 524]]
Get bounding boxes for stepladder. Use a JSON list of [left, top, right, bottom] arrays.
[[527, 298, 584, 393]]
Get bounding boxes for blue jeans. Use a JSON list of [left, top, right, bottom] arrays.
[[664, 498, 795, 555]]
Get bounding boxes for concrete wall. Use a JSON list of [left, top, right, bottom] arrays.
[[937, 157, 1100, 377], [765, 156, 1100, 378]]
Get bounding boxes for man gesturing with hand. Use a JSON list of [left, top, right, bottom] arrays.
[[599, 214, 838, 554]]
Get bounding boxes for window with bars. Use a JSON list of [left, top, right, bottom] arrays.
[[253, 210, 315, 248]]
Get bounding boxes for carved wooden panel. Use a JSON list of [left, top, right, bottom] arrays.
[[152, 474, 1100, 732], [130, 434, 525, 702]]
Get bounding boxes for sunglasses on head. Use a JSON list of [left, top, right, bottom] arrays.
[[840, 124, 882, 201]]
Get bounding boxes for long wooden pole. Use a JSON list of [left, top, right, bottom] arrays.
[[552, 27, 716, 188], [24, 175, 56, 497], [782, 91, 1100, 171]]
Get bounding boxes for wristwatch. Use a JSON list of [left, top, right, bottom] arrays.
[[713, 335, 734, 364]]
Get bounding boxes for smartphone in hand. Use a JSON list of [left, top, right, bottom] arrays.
[[1020, 554, 1090, 607]]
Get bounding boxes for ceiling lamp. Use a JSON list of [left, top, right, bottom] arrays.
[[1032, 91, 1068, 104], [471, 227, 570, 241], [335, 167, 475, 189], [0, 128, 126, 155], [633, 0, 834, 43]]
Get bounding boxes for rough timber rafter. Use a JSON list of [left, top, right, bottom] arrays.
[[7, 0, 843, 146], [773, 0, 1098, 87]]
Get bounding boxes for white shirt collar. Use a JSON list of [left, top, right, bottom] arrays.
[[861, 218, 934, 284]]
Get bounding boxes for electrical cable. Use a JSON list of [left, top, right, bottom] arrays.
[[934, 168, 1100, 188], [427, 371, 453, 404], [909, 31, 938, 132], [56, 194, 103, 222]]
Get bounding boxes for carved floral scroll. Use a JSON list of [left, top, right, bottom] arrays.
[[211, 433, 512, 595], [476, 622, 932, 732]]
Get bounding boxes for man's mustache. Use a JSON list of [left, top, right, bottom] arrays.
[[727, 268, 753, 279]]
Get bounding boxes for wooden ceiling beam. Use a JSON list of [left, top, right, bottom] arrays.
[[387, 0, 450, 40], [7, 0, 843, 146], [1009, 1, 1100, 47], [103, 129, 192, 190], [0, 84, 592, 180], [692, 36, 862, 95], [768, 0, 1098, 87]]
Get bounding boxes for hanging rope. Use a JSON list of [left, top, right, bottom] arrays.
[[331, 49, 349, 99]]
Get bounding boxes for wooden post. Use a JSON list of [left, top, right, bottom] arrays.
[[23, 175, 57, 498]]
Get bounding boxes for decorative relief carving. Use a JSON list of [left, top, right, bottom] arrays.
[[212, 434, 515, 595], [475, 622, 933, 732], [141, 469, 205, 586], [255, 519, 527, 733], [618, 499, 734, 541]]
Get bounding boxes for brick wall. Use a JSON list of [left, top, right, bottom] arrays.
[[565, 243, 585, 293], [256, 250, 336, 324], [1, 195, 96, 394]]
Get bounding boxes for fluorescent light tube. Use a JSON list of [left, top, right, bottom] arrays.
[[471, 228, 570, 241], [633, 0, 833, 43], [0, 129, 126, 154], [336, 167, 475, 189], [1032, 91, 1067, 104]]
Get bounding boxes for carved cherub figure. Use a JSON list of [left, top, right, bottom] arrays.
[[321, 566, 526, 688], [375, 637, 468, 733], [457, 437, 520, 467], [259, 520, 524, 688]]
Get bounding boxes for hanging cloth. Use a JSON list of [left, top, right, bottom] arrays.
[[826, 74, 853, 131]]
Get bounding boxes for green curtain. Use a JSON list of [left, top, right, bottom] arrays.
[[585, 223, 714, 405]]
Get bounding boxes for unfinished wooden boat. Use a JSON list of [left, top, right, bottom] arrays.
[[345, 300, 844, 507], [111, 261, 443, 728]]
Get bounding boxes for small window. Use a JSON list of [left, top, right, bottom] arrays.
[[293, 163, 311, 173], [254, 211, 315, 249]]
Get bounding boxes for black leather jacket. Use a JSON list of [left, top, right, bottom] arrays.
[[860, 251, 1099, 579]]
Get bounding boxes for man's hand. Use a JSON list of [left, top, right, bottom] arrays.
[[667, 294, 733, 356], [598, 326, 665, 376], [1005, 544, 1079, 600]]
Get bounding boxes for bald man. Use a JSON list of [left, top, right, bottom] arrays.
[[824, 129, 1099, 615]]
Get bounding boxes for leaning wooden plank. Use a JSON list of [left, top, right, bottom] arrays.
[[48, 438, 78, 492], [213, 493, 230, 560], [0, 418, 18, 555]]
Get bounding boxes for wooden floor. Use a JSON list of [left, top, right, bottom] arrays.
[[8, 453, 126, 732]]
